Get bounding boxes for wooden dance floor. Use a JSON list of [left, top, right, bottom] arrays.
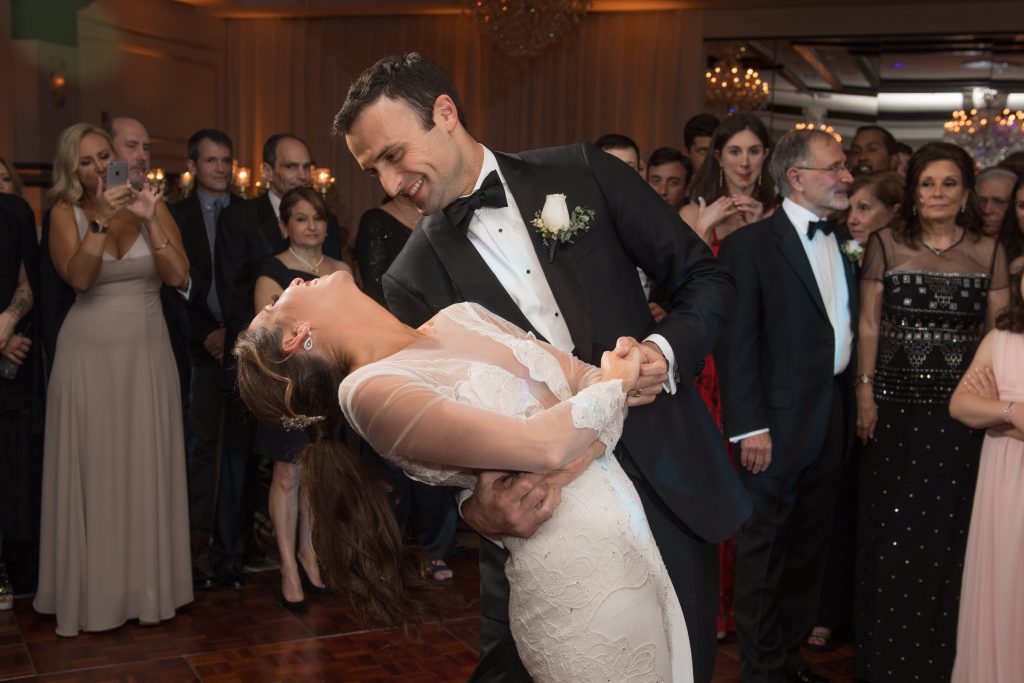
[[0, 550, 855, 681]]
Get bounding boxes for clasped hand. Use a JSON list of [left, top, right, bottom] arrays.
[[95, 178, 163, 224]]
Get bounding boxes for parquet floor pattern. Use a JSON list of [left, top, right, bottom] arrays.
[[0, 551, 855, 681]]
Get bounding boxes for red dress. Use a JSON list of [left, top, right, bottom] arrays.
[[694, 230, 736, 635]]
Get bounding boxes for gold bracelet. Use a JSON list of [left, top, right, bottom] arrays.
[[152, 237, 171, 252], [1003, 401, 1015, 423]]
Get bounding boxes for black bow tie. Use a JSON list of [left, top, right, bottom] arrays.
[[442, 170, 508, 234], [807, 219, 837, 240]]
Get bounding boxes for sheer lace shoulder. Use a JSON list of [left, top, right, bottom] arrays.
[[338, 303, 625, 479]]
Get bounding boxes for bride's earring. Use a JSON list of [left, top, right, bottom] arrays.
[[303, 332, 313, 352]]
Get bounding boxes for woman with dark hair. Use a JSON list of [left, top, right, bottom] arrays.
[[996, 175, 1024, 273], [844, 170, 903, 249], [679, 113, 775, 641], [680, 112, 776, 245], [252, 187, 349, 611], [855, 142, 1009, 682], [949, 267, 1024, 682], [355, 194, 458, 584], [233, 270, 697, 682]]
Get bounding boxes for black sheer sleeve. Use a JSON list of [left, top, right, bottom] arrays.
[[355, 208, 411, 307]]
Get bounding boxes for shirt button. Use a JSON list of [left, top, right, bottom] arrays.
[[498, 228, 503, 232], [526, 269, 531, 274], [554, 312, 559, 317]]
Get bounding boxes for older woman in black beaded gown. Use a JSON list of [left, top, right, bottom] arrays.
[[354, 195, 458, 583], [854, 142, 1009, 683]]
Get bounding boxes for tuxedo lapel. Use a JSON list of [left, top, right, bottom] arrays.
[[494, 151, 594, 356], [773, 212, 829, 320], [421, 214, 537, 336]]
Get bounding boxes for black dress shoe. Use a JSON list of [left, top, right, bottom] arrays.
[[192, 568, 216, 591], [215, 574, 245, 589], [787, 669, 831, 683], [297, 562, 336, 596]]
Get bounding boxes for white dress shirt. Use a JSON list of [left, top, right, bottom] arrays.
[[730, 198, 853, 443], [464, 147, 678, 390], [268, 189, 282, 220]]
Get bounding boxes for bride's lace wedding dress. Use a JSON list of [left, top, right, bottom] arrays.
[[339, 303, 692, 682]]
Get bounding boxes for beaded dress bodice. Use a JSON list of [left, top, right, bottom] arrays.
[[863, 228, 1007, 405]]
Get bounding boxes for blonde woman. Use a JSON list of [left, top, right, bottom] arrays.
[[34, 123, 192, 636]]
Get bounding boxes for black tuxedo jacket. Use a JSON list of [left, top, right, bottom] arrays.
[[716, 209, 859, 475], [215, 192, 343, 360], [169, 191, 239, 365], [383, 142, 751, 543]]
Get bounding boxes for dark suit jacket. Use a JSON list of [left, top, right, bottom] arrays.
[[215, 192, 343, 361], [716, 209, 859, 475], [169, 191, 238, 365], [383, 142, 751, 544]]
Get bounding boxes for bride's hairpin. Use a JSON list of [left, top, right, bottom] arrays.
[[281, 414, 326, 431]]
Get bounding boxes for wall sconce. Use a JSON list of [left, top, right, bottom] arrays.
[[146, 168, 167, 194], [312, 166, 336, 200], [51, 72, 67, 108]]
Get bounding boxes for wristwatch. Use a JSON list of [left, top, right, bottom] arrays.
[[87, 219, 109, 234]]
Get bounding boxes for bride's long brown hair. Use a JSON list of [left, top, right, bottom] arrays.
[[233, 325, 453, 631]]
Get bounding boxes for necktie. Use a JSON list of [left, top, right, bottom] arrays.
[[442, 170, 508, 234], [807, 219, 837, 240]]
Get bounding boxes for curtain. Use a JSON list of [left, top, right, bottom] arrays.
[[224, 9, 704, 234]]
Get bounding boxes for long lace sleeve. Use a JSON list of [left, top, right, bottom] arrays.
[[340, 368, 625, 474]]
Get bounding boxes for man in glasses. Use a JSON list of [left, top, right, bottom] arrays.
[[717, 129, 857, 683]]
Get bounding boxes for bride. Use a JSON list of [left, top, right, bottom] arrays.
[[233, 269, 692, 682]]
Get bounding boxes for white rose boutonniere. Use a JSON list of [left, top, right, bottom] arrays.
[[841, 239, 864, 263], [530, 194, 596, 262]]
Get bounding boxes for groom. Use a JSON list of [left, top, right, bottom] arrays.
[[335, 53, 751, 683]]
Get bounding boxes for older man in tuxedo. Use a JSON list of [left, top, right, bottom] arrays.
[[210, 133, 343, 587], [336, 52, 750, 683], [716, 129, 858, 683]]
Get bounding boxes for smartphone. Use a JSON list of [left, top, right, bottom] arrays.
[[106, 160, 129, 189]]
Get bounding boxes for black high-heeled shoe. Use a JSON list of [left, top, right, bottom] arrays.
[[297, 561, 335, 596], [280, 594, 307, 614]]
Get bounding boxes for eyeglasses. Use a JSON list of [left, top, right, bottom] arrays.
[[794, 163, 849, 177]]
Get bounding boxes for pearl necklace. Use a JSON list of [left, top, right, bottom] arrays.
[[288, 247, 325, 276]]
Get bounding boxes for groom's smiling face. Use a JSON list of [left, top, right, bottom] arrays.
[[346, 95, 472, 216]]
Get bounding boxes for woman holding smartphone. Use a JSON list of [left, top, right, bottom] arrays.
[[34, 123, 193, 636]]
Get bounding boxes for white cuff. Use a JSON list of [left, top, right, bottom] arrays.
[[644, 333, 677, 395], [176, 276, 193, 300], [729, 427, 769, 443], [456, 488, 505, 549]]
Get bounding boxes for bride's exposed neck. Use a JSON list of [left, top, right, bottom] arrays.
[[338, 302, 424, 373]]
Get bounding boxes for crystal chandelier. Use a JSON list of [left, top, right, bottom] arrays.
[[943, 92, 1024, 169], [465, 0, 592, 58], [705, 62, 770, 114]]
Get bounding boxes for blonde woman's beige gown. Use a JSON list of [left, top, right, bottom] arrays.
[[34, 206, 192, 636]]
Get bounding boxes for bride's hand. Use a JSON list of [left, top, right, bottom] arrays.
[[601, 347, 640, 392]]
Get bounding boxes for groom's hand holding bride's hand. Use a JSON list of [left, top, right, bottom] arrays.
[[611, 337, 667, 407]]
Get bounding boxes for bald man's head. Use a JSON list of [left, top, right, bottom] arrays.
[[109, 116, 151, 188]]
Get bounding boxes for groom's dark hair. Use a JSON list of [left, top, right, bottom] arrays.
[[332, 52, 468, 135]]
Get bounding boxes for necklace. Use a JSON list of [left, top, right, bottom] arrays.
[[288, 247, 325, 275], [921, 228, 963, 256]]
